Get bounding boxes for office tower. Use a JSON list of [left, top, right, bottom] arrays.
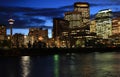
[[64, 11, 83, 28], [111, 17, 120, 46], [95, 9, 112, 39], [112, 17, 120, 35], [28, 28, 48, 44], [64, 2, 90, 47], [53, 18, 69, 47], [53, 18, 69, 38], [74, 2, 90, 27]]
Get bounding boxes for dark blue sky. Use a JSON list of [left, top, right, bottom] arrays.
[[0, 0, 120, 37]]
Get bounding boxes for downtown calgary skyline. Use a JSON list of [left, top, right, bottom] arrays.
[[0, 0, 120, 38], [0, 1, 120, 48]]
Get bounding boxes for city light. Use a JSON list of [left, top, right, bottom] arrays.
[[0, 1, 120, 48], [38, 36, 43, 41]]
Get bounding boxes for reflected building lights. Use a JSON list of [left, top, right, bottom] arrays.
[[94, 52, 114, 76], [21, 56, 31, 77], [54, 54, 59, 77]]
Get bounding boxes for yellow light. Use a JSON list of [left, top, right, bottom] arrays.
[[24, 35, 27, 38], [21, 56, 30, 77], [39, 36, 43, 41], [76, 4, 88, 7], [8, 36, 10, 40]]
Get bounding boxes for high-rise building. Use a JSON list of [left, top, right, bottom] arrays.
[[112, 17, 120, 35], [0, 24, 6, 40], [95, 9, 112, 39], [53, 18, 69, 47], [53, 18, 69, 38], [63, 2, 90, 47], [28, 28, 48, 44], [90, 20, 96, 33], [64, 11, 83, 28], [74, 2, 90, 26], [12, 33, 24, 48]]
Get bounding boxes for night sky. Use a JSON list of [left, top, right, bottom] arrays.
[[0, 0, 120, 38]]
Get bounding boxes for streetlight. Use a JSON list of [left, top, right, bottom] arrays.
[[8, 19, 15, 48]]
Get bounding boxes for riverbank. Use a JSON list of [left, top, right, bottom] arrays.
[[0, 47, 120, 56]]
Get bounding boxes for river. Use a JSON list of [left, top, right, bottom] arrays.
[[0, 52, 120, 77]]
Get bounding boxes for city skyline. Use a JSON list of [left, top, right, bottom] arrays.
[[0, 0, 120, 38]]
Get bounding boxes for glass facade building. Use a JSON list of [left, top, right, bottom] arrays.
[[95, 9, 112, 39], [74, 2, 90, 27], [64, 12, 83, 28]]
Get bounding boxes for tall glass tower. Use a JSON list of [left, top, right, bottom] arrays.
[[74, 2, 90, 27]]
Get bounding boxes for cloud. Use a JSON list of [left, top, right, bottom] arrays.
[[0, 2, 120, 29], [25, 8, 67, 18], [0, 0, 25, 2], [0, 6, 65, 18], [90, 3, 120, 7], [0, 6, 52, 29], [59, 5, 74, 11], [0, 5, 69, 29], [0, 6, 37, 13]]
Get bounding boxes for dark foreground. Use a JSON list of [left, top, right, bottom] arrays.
[[0, 47, 120, 56], [0, 52, 120, 77]]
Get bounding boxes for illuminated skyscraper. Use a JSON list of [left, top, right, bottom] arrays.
[[53, 18, 69, 47], [112, 17, 120, 35], [64, 11, 83, 28], [63, 2, 90, 47], [28, 28, 48, 44], [74, 2, 90, 26], [95, 9, 112, 39], [110, 17, 120, 46], [53, 18, 69, 38]]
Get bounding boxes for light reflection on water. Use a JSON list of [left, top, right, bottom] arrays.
[[94, 52, 120, 77], [94, 52, 115, 77], [54, 54, 59, 77], [21, 56, 31, 77], [1, 52, 120, 77]]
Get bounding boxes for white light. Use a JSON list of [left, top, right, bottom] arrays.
[[39, 36, 43, 41], [8, 36, 10, 40], [8, 19, 15, 24], [24, 35, 27, 38], [99, 9, 112, 13], [21, 56, 31, 77]]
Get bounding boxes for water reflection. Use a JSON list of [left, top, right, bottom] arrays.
[[29, 56, 54, 77], [57, 52, 120, 77], [58, 53, 96, 77], [94, 52, 120, 77], [1, 52, 120, 77], [113, 52, 120, 76], [21, 56, 31, 77], [54, 54, 59, 77]]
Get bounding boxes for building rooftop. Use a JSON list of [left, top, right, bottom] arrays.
[[74, 2, 89, 7], [98, 9, 112, 13]]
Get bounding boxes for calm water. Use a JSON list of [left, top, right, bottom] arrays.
[[0, 52, 120, 77]]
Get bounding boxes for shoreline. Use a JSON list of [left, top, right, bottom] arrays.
[[0, 47, 120, 56]]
